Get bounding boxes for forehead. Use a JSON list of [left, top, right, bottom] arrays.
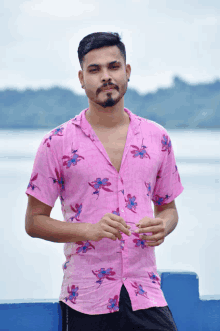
[[84, 46, 123, 68]]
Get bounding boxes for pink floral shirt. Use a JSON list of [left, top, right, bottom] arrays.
[[25, 107, 184, 315]]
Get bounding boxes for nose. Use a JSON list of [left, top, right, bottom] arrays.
[[101, 68, 112, 82]]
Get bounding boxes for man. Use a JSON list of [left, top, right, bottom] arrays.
[[25, 32, 183, 330]]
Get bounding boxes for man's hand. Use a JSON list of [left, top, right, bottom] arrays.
[[87, 213, 131, 242], [134, 217, 166, 247]]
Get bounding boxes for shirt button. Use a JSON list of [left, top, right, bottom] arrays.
[[123, 278, 126, 281], [119, 176, 121, 179], [121, 209, 124, 212]]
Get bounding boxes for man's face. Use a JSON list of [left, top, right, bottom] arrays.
[[78, 46, 131, 109]]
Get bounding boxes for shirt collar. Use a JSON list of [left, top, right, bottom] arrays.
[[72, 107, 142, 138]]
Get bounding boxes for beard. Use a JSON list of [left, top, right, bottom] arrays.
[[100, 93, 119, 108], [86, 82, 128, 109]]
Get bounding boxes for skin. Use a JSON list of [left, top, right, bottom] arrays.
[[78, 45, 131, 129], [78, 45, 179, 246], [137, 201, 179, 247]]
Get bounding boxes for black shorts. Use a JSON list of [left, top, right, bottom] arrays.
[[59, 284, 178, 331]]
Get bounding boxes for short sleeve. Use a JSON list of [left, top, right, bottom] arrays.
[[152, 131, 184, 206], [25, 133, 62, 207]]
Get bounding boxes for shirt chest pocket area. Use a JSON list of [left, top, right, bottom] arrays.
[[62, 144, 106, 185]]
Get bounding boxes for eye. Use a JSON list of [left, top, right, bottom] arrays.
[[89, 65, 119, 72]]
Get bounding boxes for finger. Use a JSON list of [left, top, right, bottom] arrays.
[[137, 218, 161, 228], [141, 232, 164, 240], [98, 224, 119, 241], [103, 224, 122, 240], [136, 226, 160, 234], [106, 218, 131, 236], [112, 220, 131, 236], [110, 213, 130, 229], [104, 231, 118, 241], [146, 238, 164, 247], [140, 234, 157, 241], [140, 233, 164, 243]]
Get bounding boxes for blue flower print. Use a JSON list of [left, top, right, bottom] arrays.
[[112, 208, 120, 216], [63, 261, 70, 270], [59, 195, 64, 207], [49, 168, 65, 191], [43, 126, 64, 147], [68, 203, 82, 222], [92, 267, 116, 287], [131, 139, 150, 159], [152, 194, 171, 206], [88, 178, 113, 199], [132, 232, 148, 249], [131, 282, 149, 298], [173, 164, 180, 182], [27, 173, 40, 191], [75, 241, 95, 254], [62, 144, 84, 168], [107, 295, 119, 313], [148, 272, 161, 286], [161, 134, 171, 154], [145, 182, 151, 196], [125, 194, 137, 213], [65, 285, 79, 304]]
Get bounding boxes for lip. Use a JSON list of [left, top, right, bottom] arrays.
[[102, 88, 114, 92]]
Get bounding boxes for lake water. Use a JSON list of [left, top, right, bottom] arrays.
[[0, 128, 219, 301]]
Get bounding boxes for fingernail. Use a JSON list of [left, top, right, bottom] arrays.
[[134, 229, 139, 233], [128, 231, 131, 235]]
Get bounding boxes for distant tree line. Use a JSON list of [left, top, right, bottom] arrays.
[[0, 76, 220, 129]]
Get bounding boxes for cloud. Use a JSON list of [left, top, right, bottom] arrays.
[[1, 0, 220, 93], [20, 0, 98, 19], [194, 16, 219, 26]]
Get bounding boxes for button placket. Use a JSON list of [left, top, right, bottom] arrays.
[[118, 174, 125, 216]]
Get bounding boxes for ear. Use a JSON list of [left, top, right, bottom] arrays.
[[78, 70, 84, 86], [126, 64, 131, 80]]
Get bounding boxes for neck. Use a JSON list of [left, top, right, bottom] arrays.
[[85, 99, 129, 129]]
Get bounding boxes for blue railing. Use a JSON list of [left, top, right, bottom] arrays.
[[1, 271, 220, 331]]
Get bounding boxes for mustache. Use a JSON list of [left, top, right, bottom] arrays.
[[100, 83, 118, 91]]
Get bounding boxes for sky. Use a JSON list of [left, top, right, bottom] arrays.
[[1, 0, 220, 96]]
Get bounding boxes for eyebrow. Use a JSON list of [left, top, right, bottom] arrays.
[[87, 61, 121, 69]]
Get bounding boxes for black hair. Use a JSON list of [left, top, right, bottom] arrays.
[[77, 32, 126, 70]]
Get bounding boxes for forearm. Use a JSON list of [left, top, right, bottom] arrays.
[[26, 215, 90, 243], [155, 208, 178, 237]]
